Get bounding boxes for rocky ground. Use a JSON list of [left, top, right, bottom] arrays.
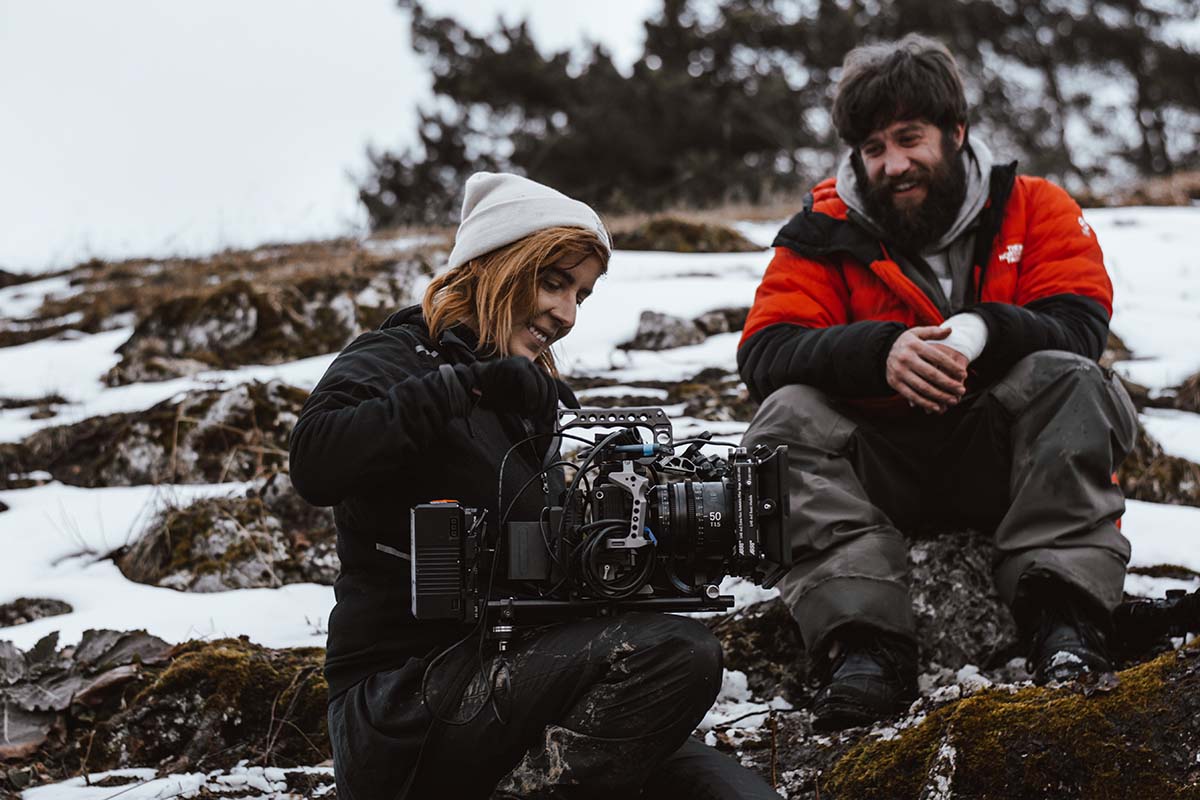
[[2, 223, 1200, 797]]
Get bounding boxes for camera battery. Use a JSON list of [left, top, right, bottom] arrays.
[[411, 502, 469, 621], [505, 508, 562, 581]]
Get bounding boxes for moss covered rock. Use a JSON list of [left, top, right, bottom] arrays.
[[0, 597, 72, 628], [106, 257, 427, 385], [93, 637, 328, 773], [118, 472, 337, 591], [0, 380, 305, 488], [822, 647, 1200, 799], [611, 217, 762, 253], [0, 632, 328, 787]]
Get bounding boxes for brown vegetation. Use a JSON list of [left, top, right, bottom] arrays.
[[0, 380, 305, 489], [1119, 425, 1200, 508], [1, 236, 446, 352], [117, 473, 338, 592], [610, 216, 763, 253]]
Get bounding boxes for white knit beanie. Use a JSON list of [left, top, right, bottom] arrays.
[[446, 172, 611, 270]]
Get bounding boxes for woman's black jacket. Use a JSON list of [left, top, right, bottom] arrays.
[[288, 305, 568, 698]]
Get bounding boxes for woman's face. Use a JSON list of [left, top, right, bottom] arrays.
[[508, 254, 605, 361]]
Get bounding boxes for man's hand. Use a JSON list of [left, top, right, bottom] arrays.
[[886, 326, 968, 413]]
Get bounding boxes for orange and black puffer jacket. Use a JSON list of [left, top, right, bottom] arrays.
[[737, 162, 1113, 408]]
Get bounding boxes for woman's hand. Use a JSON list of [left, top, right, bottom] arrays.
[[464, 357, 559, 418]]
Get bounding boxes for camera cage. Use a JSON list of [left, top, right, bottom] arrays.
[[408, 405, 791, 640]]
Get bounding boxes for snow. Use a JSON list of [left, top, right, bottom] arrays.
[[0, 276, 79, 320], [1121, 499, 1200, 572], [22, 765, 334, 800], [0, 328, 128, 404], [554, 249, 769, 373], [0, 338, 337, 444], [731, 220, 787, 248], [1091, 208, 1200, 391], [1140, 408, 1200, 464], [698, 669, 794, 732], [0, 482, 332, 652], [575, 385, 670, 400]]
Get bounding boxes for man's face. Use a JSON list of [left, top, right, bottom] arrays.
[[854, 119, 968, 253]]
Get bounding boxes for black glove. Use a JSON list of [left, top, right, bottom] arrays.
[[459, 357, 560, 419]]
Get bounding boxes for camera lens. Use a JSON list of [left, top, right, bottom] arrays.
[[651, 480, 733, 558]]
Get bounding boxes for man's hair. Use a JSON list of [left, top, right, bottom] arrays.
[[422, 226, 608, 376], [831, 34, 968, 147]]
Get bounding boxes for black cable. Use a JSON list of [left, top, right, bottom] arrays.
[[580, 524, 656, 600], [496, 430, 595, 531], [436, 428, 594, 728], [422, 423, 658, 728]]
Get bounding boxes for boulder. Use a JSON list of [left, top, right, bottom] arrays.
[[0, 598, 72, 628], [693, 306, 750, 336], [714, 645, 1199, 799], [713, 531, 1018, 702], [0, 630, 172, 763], [117, 472, 338, 592], [0, 632, 326, 789], [610, 217, 761, 253], [106, 259, 425, 385], [0, 380, 306, 488], [0, 240, 437, 354], [91, 637, 328, 774], [618, 311, 707, 351], [817, 647, 1200, 799], [706, 513, 1200, 799]]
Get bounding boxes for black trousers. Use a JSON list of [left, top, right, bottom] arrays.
[[328, 613, 779, 799]]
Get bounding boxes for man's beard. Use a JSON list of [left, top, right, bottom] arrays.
[[856, 132, 968, 255]]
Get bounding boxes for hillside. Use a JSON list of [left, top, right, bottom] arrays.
[[1, 208, 1199, 798]]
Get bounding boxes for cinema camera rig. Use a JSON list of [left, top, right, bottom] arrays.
[[407, 406, 791, 647]]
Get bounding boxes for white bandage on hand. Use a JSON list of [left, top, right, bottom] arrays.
[[938, 312, 989, 362]]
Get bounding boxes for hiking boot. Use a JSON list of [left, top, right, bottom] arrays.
[[1018, 577, 1115, 684], [811, 629, 918, 732], [1027, 608, 1114, 684]]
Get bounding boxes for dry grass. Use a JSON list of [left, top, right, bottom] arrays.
[[9, 236, 449, 337], [603, 195, 804, 235]]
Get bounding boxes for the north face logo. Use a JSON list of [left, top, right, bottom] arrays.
[[999, 244, 1024, 264]]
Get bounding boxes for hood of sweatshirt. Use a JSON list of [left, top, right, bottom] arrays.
[[836, 137, 994, 255]]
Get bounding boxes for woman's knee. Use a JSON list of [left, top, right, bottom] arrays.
[[623, 614, 724, 701]]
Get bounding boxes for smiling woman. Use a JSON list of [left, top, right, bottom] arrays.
[[422, 218, 607, 373], [288, 172, 779, 799]]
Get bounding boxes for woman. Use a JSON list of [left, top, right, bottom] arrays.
[[290, 172, 777, 799]]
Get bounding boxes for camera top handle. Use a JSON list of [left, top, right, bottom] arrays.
[[557, 407, 676, 451]]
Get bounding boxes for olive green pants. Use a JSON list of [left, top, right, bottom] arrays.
[[742, 350, 1138, 654]]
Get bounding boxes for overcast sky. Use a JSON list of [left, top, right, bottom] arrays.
[[0, 0, 660, 274]]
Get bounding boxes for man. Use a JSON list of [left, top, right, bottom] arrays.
[[737, 35, 1137, 732]]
